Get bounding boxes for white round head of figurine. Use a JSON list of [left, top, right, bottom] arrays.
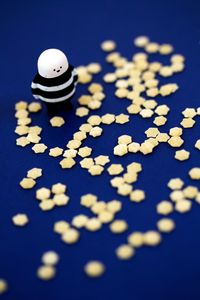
[[37, 48, 69, 78]]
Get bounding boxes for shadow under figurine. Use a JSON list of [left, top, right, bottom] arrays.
[[31, 48, 78, 114]]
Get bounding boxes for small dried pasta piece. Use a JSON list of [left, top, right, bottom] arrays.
[[159, 83, 178, 96], [88, 100, 102, 110], [143, 231, 162, 246], [156, 133, 170, 142], [61, 228, 80, 244], [134, 36, 149, 47], [145, 42, 159, 53], [0, 279, 8, 294], [16, 136, 30, 147], [156, 201, 173, 215], [78, 146, 92, 158], [60, 158, 76, 169], [115, 114, 129, 124], [39, 200, 55, 211], [15, 125, 29, 136], [15, 100, 28, 110], [146, 87, 159, 97], [87, 115, 101, 126], [195, 139, 200, 150], [53, 220, 70, 234], [50, 116, 65, 127], [53, 194, 69, 206], [49, 147, 63, 157], [72, 214, 88, 228], [117, 183, 132, 196], [101, 40, 116, 52], [107, 164, 124, 175], [110, 220, 128, 233], [88, 83, 103, 94], [91, 201, 107, 214], [36, 187, 51, 201], [116, 244, 135, 260], [128, 142, 140, 153], [84, 261, 105, 277], [101, 113, 115, 124], [169, 127, 183, 137], [37, 265, 56, 281], [12, 213, 29, 226], [103, 73, 117, 83], [168, 178, 184, 190], [175, 199, 192, 213], [88, 165, 104, 176], [32, 143, 47, 153], [87, 63, 101, 74], [189, 167, 200, 180], [118, 135, 132, 145], [26, 133, 41, 144], [130, 190, 145, 202], [81, 194, 97, 207], [182, 108, 196, 118], [145, 127, 160, 138], [28, 102, 42, 112], [89, 126, 103, 137], [128, 232, 144, 248], [63, 149, 77, 158], [18, 117, 32, 126], [115, 88, 129, 98], [153, 116, 167, 126], [159, 44, 173, 55], [67, 140, 81, 149], [73, 131, 87, 141], [85, 218, 102, 231], [140, 141, 154, 155], [180, 118, 195, 128], [171, 54, 185, 63], [52, 183, 66, 194], [76, 107, 89, 117], [29, 126, 42, 135], [15, 109, 29, 119], [41, 251, 59, 266], [155, 105, 170, 116], [94, 155, 110, 166], [80, 158, 94, 169], [157, 218, 175, 232], [175, 149, 190, 161], [114, 144, 128, 156], [159, 66, 173, 77], [127, 104, 141, 114], [107, 200, 122, 213], [27, 168, 42, 179], [168, 136, 184, 148], [140, 109, 154, 118], [98, 210, 114, 223], [170, 190, 184, 202], [183, 186, 198, 199], [20, 178, 36, 189], [110, 176, 124, 187]]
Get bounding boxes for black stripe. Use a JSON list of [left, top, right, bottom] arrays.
[[74, 74, 78, 83], [33, 65, 74, 87], [32, 81, 75, 99]]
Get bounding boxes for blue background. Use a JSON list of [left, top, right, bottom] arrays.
[[0, 0, 200, 299]]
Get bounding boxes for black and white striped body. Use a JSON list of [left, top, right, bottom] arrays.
[[31, 65, 78, 103]]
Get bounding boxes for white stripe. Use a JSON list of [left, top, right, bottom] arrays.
[[33, 88, 76, 103]]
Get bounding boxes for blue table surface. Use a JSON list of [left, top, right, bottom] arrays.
[[1, 0, 200, 299]]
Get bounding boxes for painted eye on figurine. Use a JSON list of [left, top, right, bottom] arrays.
[[53, 69, 56, 71], [60, 66, 62, 69]]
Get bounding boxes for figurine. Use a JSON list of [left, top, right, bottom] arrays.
[[31, 48, 78, 112]]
